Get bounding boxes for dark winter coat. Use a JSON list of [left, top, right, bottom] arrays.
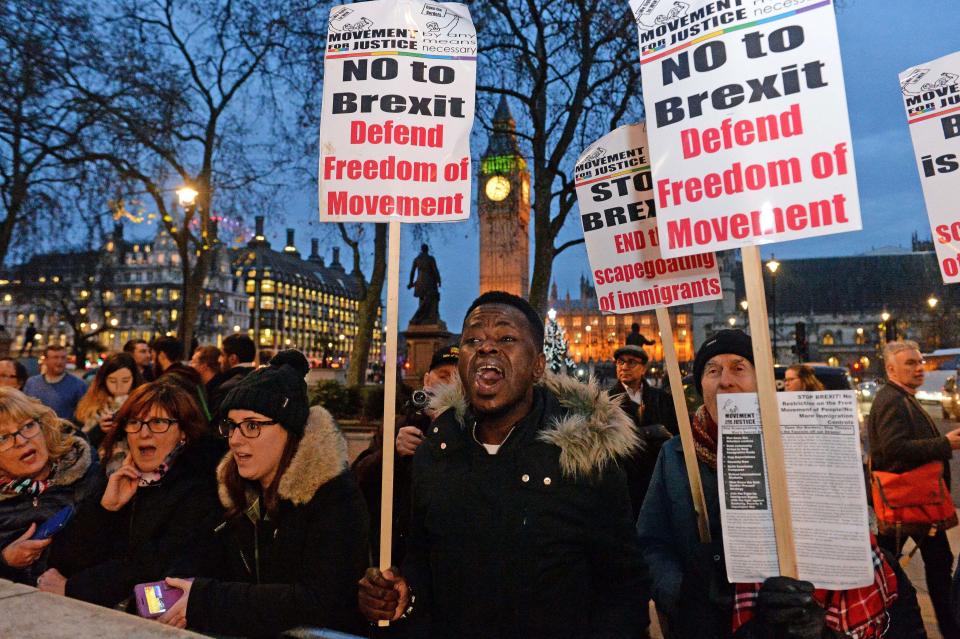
[[48, 435, 224, 607], [351, 409, 429, 566], [609, 380, 677, 518], [402, 374, 647, 639], [638, 437, 927, 639], [868, 381, 952, 486], [207, 365, 254, 418], [185, 405, 369, 638], [0, 434, 99, 584]]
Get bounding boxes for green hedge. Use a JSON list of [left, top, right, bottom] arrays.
[[310, 380, 404, 421]]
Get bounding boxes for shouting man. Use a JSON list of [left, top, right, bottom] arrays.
[[358, 291, 646, 638]]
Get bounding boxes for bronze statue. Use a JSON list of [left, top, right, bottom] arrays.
[[408, 244, 441, 325]]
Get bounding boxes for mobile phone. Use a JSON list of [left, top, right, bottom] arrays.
[[31, 505, 75, 540], [134, 581, 187, 618]]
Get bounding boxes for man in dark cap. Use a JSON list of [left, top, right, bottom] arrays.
[[358, 291, 646, 638], [637, 330, 925, 639]]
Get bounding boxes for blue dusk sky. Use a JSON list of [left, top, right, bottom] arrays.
[[274, 1, 960, 330]]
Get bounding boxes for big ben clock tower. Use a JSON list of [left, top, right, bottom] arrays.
[[479, 96, 530, 297]]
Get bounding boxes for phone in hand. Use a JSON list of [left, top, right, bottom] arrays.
[[31, 505, 75, 540], [134, 580, 188, 618]]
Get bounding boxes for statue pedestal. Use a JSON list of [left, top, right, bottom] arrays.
[[402, 323, 452, 388]]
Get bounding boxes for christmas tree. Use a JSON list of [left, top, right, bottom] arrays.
[[543, 309, 575, 374]]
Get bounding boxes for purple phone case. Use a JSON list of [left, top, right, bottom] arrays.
[[134, 581, 185, 619]]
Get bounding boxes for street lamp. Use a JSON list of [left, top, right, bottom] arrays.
[[177, 186, 198, 207], [766, 256, 781, 363], [739, 300, 748, 311], [547, 308, 557, 321], [728, 316, 737, 327], [928, 295, 939, 309]]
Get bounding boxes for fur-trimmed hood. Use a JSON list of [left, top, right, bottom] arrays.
[[216, 405, 349, 510], [0, 434, 93, 503], [429, 372, 640, 478]]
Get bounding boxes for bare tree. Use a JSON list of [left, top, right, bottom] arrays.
[[60, 0, 329, 353], [474, 0, 642, 313], [338, 223, 387, 387], [0, 0, 102, 266]]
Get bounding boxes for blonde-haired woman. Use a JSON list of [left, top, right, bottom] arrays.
[[783, 364, 826, 391], [0, 387, 98, 584]]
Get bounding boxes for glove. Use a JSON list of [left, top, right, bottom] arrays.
[[755, 576, 828, 639]]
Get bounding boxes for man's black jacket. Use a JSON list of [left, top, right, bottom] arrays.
[[867, 381, 952, 487], [402, 374, 647, 639]]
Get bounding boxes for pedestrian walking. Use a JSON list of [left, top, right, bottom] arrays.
[[868, 340, 960, 639]]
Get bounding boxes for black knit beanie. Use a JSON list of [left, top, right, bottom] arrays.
[[692, 329, 754, 396], [219, 349, 310, 437]]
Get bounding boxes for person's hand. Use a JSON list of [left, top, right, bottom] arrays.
[[1, 523, 51, 569], [358, 567, 410, 622], [947, 427, 960, 450], [156, 577, 192, 629], [98, 413, 116, 434], [37, 567, 67, 596], [756, 576, 826, 639], [396, 426, 424, 457], [101, 456, 140, 512]]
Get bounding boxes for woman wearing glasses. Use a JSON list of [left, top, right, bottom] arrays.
[[156, 350, 368, 636], [38, 380, 224, 607], [0, 387, 98, 585]]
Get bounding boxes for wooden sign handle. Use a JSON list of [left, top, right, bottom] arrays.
[[655, 307, 711, 543], [741, 244, 798, 578], [378, 220, 402, 626]]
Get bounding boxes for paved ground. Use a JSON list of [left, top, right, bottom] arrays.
[[648, 399, 959, 639]]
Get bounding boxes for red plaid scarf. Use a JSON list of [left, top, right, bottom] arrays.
[[691, 405, 718, 470], [731, 536, 898, 638]]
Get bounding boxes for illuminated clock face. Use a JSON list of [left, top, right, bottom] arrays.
[[485, 175, 511, 202]]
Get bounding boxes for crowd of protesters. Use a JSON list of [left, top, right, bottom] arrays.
[[1, 294, 960, 637]]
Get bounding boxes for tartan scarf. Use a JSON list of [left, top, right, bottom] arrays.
[[731, 536, 898, 638], [691, 404, 718, 470]]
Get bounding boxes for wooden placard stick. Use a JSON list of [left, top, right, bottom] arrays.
[[656, 307, 710, 543], [378, 220, 402, 626], [740, 244, 798, 578]]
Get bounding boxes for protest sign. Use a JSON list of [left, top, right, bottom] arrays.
[[319, 0, 476, 222], [318, 1, 476, 592], [718, 391, 873, 589], [631, 0, 861, 258], [900, 51, 960, 284], [575, 123, 722, 312], [576, 122, 720, 540]]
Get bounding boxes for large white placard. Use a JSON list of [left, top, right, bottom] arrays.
[[717, 391, 873, 589], [318, 0, 476, 222], [575, 123, 722, 313], [900, 52, 960, 283], [631, 0, 862, 257]]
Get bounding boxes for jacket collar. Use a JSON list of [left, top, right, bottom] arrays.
[[429, 372, 641, 479], [216, 405, 348, 509]]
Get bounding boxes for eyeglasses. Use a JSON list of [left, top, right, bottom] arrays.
[[123, 418, 178, 434], [218, 418, 279, 439], [615, 358, 644, 369], [0, 420, 41, 453]]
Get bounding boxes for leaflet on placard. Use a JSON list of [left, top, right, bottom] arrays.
[[899, 51, 960, 284], [318, 0, 476, 222], [575, 123, 722, 313], [629, 0, 861, 257], [718, 391, 873, 589]]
